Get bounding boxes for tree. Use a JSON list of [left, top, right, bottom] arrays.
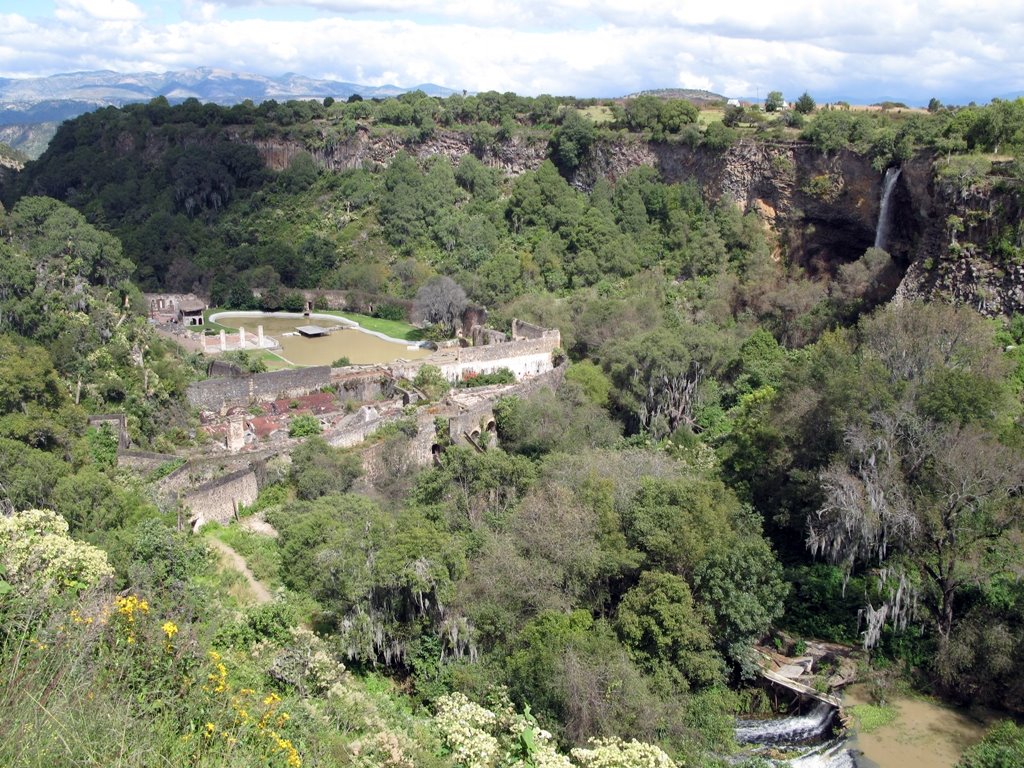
[[692, 535, 788, 671], [615, 571, 723, 688], [551, 109, 596, 172], [765, 91, 784, 112], [794, 91, 817, 115], [412, 276, 468, 337], [811, 419, 1024, 648], [289, 436, 361, 500], [604, 325, 735, 438], [807, 303, 1023, 648]]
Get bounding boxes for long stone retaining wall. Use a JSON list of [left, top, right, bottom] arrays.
[[187, 366, 331, 411]]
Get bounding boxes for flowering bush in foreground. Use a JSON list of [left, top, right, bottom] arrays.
[[433, 692, 677, 768]]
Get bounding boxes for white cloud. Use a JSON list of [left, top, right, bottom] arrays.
[[0, 1, 1021, 103], [55, 0, 144, 22]]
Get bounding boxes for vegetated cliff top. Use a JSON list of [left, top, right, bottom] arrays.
[[624, 88, 728, 104]]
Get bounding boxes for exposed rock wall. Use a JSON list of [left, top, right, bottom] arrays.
[[235, 127, 1024, 316], [895, 162, 1024, 316], [245, 127, 548, 176]]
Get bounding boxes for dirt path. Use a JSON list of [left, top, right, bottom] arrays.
[[208, 537, 273, 605]]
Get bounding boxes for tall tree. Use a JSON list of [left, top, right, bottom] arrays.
[[412, 276, 468, 336], [794, 91, 817, 115]]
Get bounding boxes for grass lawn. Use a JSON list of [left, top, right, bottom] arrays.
[[202, 309, 237, 333], [578, 105, 615, 124], [323, 311, 424, 342], [698, 109, 725, 127], [253, 349, 294, 370]]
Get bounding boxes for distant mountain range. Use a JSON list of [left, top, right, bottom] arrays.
[[0, 67, 459, 127]]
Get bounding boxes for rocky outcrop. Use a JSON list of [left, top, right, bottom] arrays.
[[895, 161, 1024, 316], [243, 127, 549, 176]]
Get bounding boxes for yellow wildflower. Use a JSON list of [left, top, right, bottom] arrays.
[[161, 621, 179, 639], [206, 661, 228, 693], [263, 692, 281, 706]]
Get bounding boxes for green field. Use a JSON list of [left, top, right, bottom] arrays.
[[698, 108, 725, 126], [578, 105, 615, 124]]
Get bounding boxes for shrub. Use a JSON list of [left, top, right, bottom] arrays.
[[958, 721, 1024, 768], [413, 364, 449, 400], [461, 368, 516, 388], [289, 415, 321, 437], [374, 303, 408, 321], [0, 509, 114, 597]]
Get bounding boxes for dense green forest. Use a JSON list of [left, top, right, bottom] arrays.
[[3, 93, 1024, 766]]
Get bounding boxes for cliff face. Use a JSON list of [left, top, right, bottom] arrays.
[[240, 127, 549, 176], [245, 129, 901, 275], [576, 138, 901, 274], [17, 115, 1022, 316], [894, 162, 1024, 316]]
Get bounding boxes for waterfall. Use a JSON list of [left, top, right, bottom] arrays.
[[736, 701, 837, 745], [734, 701, 860, 767], [873, 167, 902, 251]]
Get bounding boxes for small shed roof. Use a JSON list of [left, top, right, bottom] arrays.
[[178, 300, 206, 313]]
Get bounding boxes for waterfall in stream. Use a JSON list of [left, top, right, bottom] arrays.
[[735, 701, 860, 767], [873, 167, 902, 251], [736, 701, 837, 745]]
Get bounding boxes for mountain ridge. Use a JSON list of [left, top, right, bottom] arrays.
[[0, 67, 460, 127]]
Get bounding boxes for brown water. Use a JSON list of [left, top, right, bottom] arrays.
[[214, 313, 431, 366], [843, 685, 993, 768]]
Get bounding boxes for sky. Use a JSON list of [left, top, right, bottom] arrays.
[[1, 0, 1022, 104]]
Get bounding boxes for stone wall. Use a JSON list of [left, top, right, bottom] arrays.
[[390, 331, 561, 384], [332, 369, 395, 403], [117, 449, 180, 472], [183, 467, 259, 530], [511, 319, 559, 342], [187, 366, 331, 411]]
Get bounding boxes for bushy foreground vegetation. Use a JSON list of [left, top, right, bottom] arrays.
[[2, 91, 1024, 765]]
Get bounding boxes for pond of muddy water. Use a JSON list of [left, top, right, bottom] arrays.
[[843, 685, 993, 768], [213, 313, 431, 366], [735, 686, 995, 768]]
